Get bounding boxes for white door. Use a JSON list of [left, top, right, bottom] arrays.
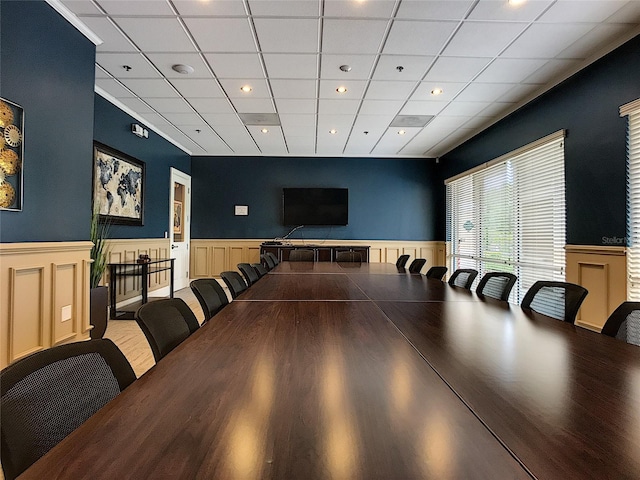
[[170, 168, 191, 291]]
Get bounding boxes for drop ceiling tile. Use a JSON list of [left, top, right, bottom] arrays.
[[475, 58, 548, 83], [318, 99, 361, 115], [461, 116, 497, 130], [410, 81, 468, 101], [116, 97, 155, 113], [557, 24, 630, 59], [170, 78, 226, 98], [443, 21, 529, 57], [521, 58, 583, 84], [96, 78, 136, 98], [365, 81, 416, 101], [502, 24, 595, 58], [264, 54, 318, 79], [323, 0, 396, 18], [323, 19, 389, 54], [254, 18, 319, 53], [183, 18, 256, 52], [210, 124, 249, 138], [455, 83, 519, 103], [144, 97, 194, 113], [173, 0, 247, 16], [114, 18, 195, 52], [98, 1, 174, 15], [61, 1, 103, 15], [359, 100, 405, 115], [282, 125, 316, 137], [164, 113, 205, 126], [477, 101, 516, 117], [384, 20, 458, 55], [286, 139, 317, 156], [320, 54, 376, 80], [218, 78, 271, 98], [439, 101, 492, 116], [319, 79, 367, 99], [275, 99, 317, 114], [372, 127, 421, 155], [539, 0, 630, 23], [95, 65, 111, 79], [317, 114, 355, 132], [249, 0, 319, 17], [605, 1, 640, 22], [270, 79, 317, 99], [424, 56, 493, 83], [373, 55, 435, 81], [279, 114, 317, 128], [201, 113, 244, 127], [79, 17, 137, 52], [351, 116, 389, 138], [147, 53, 213, 79], [396, 1, 474, 20], [138, 112, 175, 130], [496, 83, 542, 103], [97, 53, 160, 78], [225, 139, 261, 155], [230, 97, 276, 113], [316, 143, 347, 156], [400, 100, 448, 116], [467, 0, 554, 21], [249, 126, 287, 154]]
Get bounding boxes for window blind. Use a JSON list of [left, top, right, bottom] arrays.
[[446, 132, 566, 302], [622, 99, 640, 300]]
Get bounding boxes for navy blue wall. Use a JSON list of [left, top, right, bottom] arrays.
[[440, 35, 640, 245], [93, 95, 191, 239], [0, 1, 95, 242], [191, 157, 438, 241]]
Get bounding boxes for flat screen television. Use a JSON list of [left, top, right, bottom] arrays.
[[283, 188, 348, 226]]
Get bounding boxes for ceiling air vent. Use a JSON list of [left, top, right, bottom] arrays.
[[238, 113, 281, 126], [389, 115, 433, 128]]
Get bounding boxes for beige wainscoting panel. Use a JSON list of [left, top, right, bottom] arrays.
[[565, 245, 626, 332], [0, 242, 93, 368], [190, 239, 446, 278]]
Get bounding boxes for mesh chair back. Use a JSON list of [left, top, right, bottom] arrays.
[[190, 279, 229, 322], [289, 249, 315, 262], [220, 271, 248, 298], [601, 302, 640, 346], [265, 252, 279, 266], [448, 269, 478, 289], [521, 281, 588, 323], [261, 254, 276, 270], [408, 258, 427, 273], [135, 298, 200, 362], [476, 272, 517, 301], [0, 339, 135, 480], [396, 254, 410, 268], [252, 263, 269, 278], [238, 263, 260, 286], [336, 251, 362, 263], [425, 266, 448, 280]]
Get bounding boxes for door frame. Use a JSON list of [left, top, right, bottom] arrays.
[[169, 168, 191, 289]]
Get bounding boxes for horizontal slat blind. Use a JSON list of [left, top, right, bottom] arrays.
[[446, 134, 565, 302], [625, 106, 640, 300]]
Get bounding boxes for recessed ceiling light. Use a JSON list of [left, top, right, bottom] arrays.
[[172, 64, 194, 75], [398, 130, 406, 135], [261, 128, 269, 134], [241, 85, 252, 93], [431, 87, 443, 96], [336, 86, 347, 94], [508, 0, 526, 5], [329, 129, 338, 135]]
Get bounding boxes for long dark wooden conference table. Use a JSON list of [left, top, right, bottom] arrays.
[[20, 262, 640, 479]]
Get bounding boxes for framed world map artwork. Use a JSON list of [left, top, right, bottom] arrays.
[[93, 142, 145, 226]]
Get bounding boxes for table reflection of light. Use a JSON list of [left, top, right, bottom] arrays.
[[390, 348, 413, 417], [626, 366, 640, 462], [420, 413, 452, 478], [322, 346, 360, 479]]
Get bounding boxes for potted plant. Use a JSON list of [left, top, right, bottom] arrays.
[[90, 204, 110, 339]]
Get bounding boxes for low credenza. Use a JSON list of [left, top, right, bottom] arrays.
[[261, 244, 370, 262]]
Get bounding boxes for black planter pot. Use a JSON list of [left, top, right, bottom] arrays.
[[90, 286, 109, 339]]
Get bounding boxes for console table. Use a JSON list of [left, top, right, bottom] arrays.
[[108, 258, 174, 319], [261, 244, 369, 262]]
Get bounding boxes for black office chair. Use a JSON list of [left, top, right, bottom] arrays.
[[521, 281, 588, 323], [408, 258, 427, 273], [0, 339, 136, 480], [448, 269, 478, 289], [265, 252, 279, 266], [476, 272, 517, 301], [396, 254, 410, 268], [238, 263, 259, 286], [289, 249, 315, 262], [601, 302, 640, 346], [190, 278, 229, 322], [251, 263, 269, 278], [335, 251, 362, 264], [220, 271, 248, 298], [261, 253, 276, 270], [425, 266, 448, 280]]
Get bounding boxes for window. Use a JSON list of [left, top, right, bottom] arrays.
[[446, 131, 566, 302], [622, 99, 640, 300]]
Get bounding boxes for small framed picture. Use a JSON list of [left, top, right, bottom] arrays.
[[173, 200, 182, 234], [235, 205, 248, 216]]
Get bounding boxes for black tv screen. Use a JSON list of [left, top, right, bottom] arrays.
[[283, 188, 348, 226]]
